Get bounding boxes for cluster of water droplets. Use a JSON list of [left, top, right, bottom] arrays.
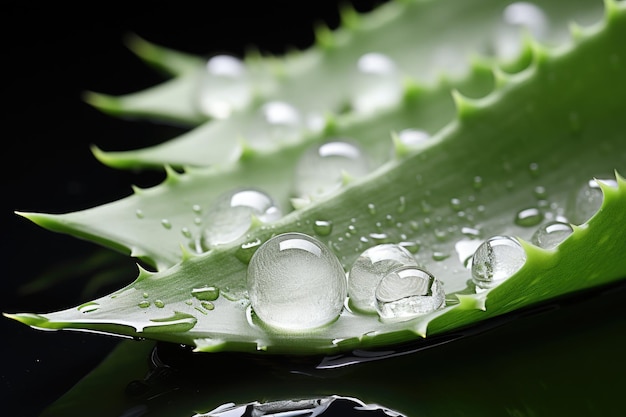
[[246, 235, 447, 330], [468, 175, 616, 292]]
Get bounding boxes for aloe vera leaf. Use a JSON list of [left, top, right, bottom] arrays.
[[40, 284, 626, 417], [85, 0, 603, 129], [7, 2, 626, 354]]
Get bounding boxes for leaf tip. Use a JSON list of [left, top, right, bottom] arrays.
[[82, 91, 122, 115]]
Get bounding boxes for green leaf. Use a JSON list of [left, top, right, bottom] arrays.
[[8, 0, 626, 354]]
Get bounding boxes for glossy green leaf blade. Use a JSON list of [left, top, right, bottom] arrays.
[[85, 0, 603, 131], [8, 3, 626, 354]]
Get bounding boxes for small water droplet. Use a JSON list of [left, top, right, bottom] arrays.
[[135, 209, 144, 219], [531, 221, 574, 249], [471, 236, 527, 290], [181, 227, 192, 238], [432, 251, 450, 261], [142, 292, 149, 299], [78, 302, 100, 313], [434, 229, 447, 241], [294, 139, 370, 199], [192, 204, 202, 214], [514, 207, 543, 227], [192, 286, 220, 301], [197, 55, 251, 119], [493, 2, 549, 61], [313, 220, 334, 236], [201, 301, 215, 311], [368, 232, 391, 244], [143, 312, 197, 333], [247, 233, 347, 330], [397, 196, 407, 214], [533, 185, 547, 199], [247, 101, 303, 147], [528, 162, 540, 178], [449, 198, 463, 211], [375, 266, 445, 321], [154, 300, 165, 308], [352, 52, 402, 114], [368, 203, 377, 215], [570, 178, 618, 225], [397, 129, 430, 148], [202, 188, 281, 248], [473, 176, 483, 190], [161, 219, 172, 230], [461, 226, 481, 237], [235, 238, 263, 264], [138, 301, 150, 308]]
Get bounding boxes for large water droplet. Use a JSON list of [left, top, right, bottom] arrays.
[[531, 221, 574, 249], [471, 236, 527, 290], [348, 244, 418, 314], [352, 52, 402, 114], [202, 189, 281, 247], [247, 233, 347, 330], [197, 55, 251, 119], [493, 2, 549, 61], [570, 178, 617, 225], [375, 266, 445, 321], [294, 139, 369, 199]]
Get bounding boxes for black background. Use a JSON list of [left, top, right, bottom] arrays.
[[1, 2, 385, 416]]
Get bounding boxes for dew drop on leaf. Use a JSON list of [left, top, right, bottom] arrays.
[[202, 189, 281, 248], [191, 286, 220, 301], [471, 236, 527, 290], [247, 101, 303, 147], [514, 207, 544, 227], [313, 220, 333, 236], [493, 2, 549, 61], [375, 266, 445, 321], [247, 233, 347, 330], [201, 301, 215, 311], [398, 129, 430, 148], [294, 139, 370, 199], [77, 302, 100, 313], [197, 55, 251, 119], [138, 301, 150, 309], [570, 178, 618, 225], [531, 221, 574, 249], [348, 244, 418, 313], [352, 52, 402, 114]]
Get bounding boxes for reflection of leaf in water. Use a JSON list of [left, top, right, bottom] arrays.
[[42, 282, 626, 416], [18, 249, 136, 299]]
